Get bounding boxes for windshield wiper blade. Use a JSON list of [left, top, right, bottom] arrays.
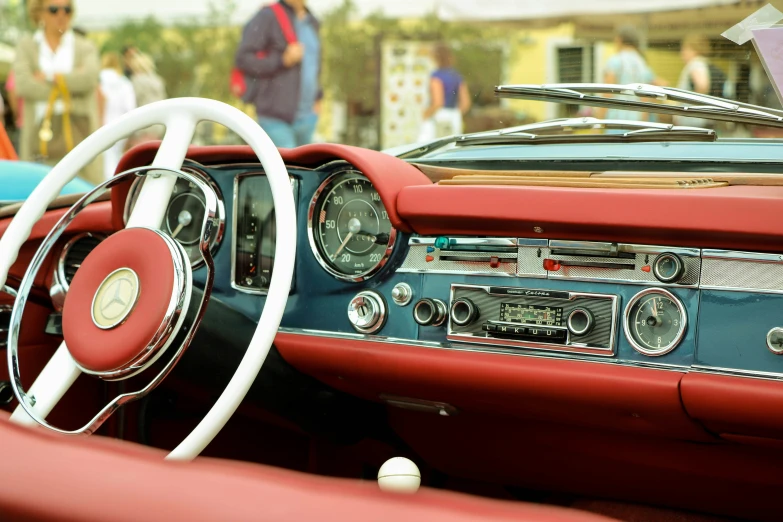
[[455, 117, 715, 145], [465, 117, 714, 137], [495, 83, 783, 129]]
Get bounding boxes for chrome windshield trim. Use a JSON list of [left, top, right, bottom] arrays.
[[495, 83, 783, 129]]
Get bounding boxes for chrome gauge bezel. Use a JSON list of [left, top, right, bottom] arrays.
[[623, 287, 687, 357], [124, 166, 225, 269], [307, 169, 397, 283]]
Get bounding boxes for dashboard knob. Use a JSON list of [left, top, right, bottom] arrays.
[[567, 308, 594, 336], [652, 253, 685, 283], [347, 291, 387, 334], [391, 283, 413, 306], [413, 298, 447, 327], [450, 298, 479, 327]]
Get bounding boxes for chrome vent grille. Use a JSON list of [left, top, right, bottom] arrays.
[[60, 234, 103, 288]]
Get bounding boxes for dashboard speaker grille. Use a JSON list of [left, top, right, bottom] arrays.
[[702, 257, 783, 292]]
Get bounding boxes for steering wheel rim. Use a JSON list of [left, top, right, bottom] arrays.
[[0, 98, 297, 461]]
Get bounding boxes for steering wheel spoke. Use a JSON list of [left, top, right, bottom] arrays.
[[9, 342, 81, 427], [126, 114, 198, 230]]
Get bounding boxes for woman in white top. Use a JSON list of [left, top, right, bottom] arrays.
[[99, 52, 136, 179], [12, 0, 101, 183]]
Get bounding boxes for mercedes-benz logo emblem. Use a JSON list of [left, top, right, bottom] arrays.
[[91, 268, 140, 330]]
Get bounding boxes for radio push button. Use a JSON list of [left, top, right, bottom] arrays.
[[413, 298, 447, 327], [450, 298, 479, 327]]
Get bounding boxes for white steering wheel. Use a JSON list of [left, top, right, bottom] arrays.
[[0, 98, 296, 460]]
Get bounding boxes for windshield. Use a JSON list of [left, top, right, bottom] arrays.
[[1, 0, 782, 162]]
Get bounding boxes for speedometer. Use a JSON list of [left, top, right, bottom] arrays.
[[308, 170, 396, 281]]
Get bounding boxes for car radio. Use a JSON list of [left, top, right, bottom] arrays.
[[447, 284, 619, 356]]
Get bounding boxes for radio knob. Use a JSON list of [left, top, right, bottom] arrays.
[[567, 308, 594, 336], [413, 298, 447, 327], [450, 298, 479, 327], [347, 291, 387, 334]]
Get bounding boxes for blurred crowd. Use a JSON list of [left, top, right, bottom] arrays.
[[0, 0, 166, 183]]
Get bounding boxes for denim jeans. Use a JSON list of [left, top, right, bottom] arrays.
[[258, 112, 318, 148]]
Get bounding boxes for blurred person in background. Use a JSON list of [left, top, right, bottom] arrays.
[[674, 34, 726, 128], [121, 45, 137, 78], [600, 26, 660, 121], [125, 51, 166, 149], [99, 51, 136, 179], [418, 42, 471, 141], [13, 0, 100, 183], [235, 0, 322, 148]]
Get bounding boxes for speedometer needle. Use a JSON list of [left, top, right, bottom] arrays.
[[331, 232, 353, 260]]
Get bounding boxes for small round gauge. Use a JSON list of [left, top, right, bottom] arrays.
[[125, 169, 224, 268], [652, 253, 684, 283], [624, 288, 687, 356], [308, 170, 397, 281]]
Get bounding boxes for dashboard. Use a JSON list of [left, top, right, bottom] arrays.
[[91, 157, 783, 384]]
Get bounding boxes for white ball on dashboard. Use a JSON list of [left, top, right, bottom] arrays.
[[377, 457, 421, 493]]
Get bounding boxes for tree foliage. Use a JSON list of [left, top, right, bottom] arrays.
[[99, 2, 241, 103]]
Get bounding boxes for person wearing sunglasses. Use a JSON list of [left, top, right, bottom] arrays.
[[12, 0, 101, 184]]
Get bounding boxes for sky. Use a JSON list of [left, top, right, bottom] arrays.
[[68, 0, 742, 30]]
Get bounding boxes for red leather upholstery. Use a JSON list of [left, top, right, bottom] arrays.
[[0, 418, 616, 522], [681, 373, 783, 440]]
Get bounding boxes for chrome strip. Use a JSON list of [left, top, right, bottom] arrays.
[[690, 365, 783, 382], [408, 237, 519, 247], [276, 327, 689, 372], [702, 250, 783, 263], [396, 268, 521, 278], [622, 288, 687, 357], [699, 285, 783, 295]]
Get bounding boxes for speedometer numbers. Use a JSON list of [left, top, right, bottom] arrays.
[[623, 288, 687, 356], [308, 171, 396, 281]]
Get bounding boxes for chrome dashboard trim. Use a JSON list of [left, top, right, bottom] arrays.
[[701, 250, 783, 263], [230, 171, 297, 295], [276, 327, 689, 372], [306, 168, 398, 283], [690, 365, 783, 382], [408, 237, 520, 247], [622, 288, 687, 357]]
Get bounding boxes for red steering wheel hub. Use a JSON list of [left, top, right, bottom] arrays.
[[62, 227, 189, 377]]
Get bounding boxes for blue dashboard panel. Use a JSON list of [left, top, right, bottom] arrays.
[[414, 275, 697, 367], [185, 160, 780, 378], [696, 290, 783, 373]]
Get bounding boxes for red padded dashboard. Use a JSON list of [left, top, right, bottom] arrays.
[[396, 184, 783, 253]]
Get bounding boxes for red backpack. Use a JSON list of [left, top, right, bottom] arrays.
[[231, 2, 297, 99]]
